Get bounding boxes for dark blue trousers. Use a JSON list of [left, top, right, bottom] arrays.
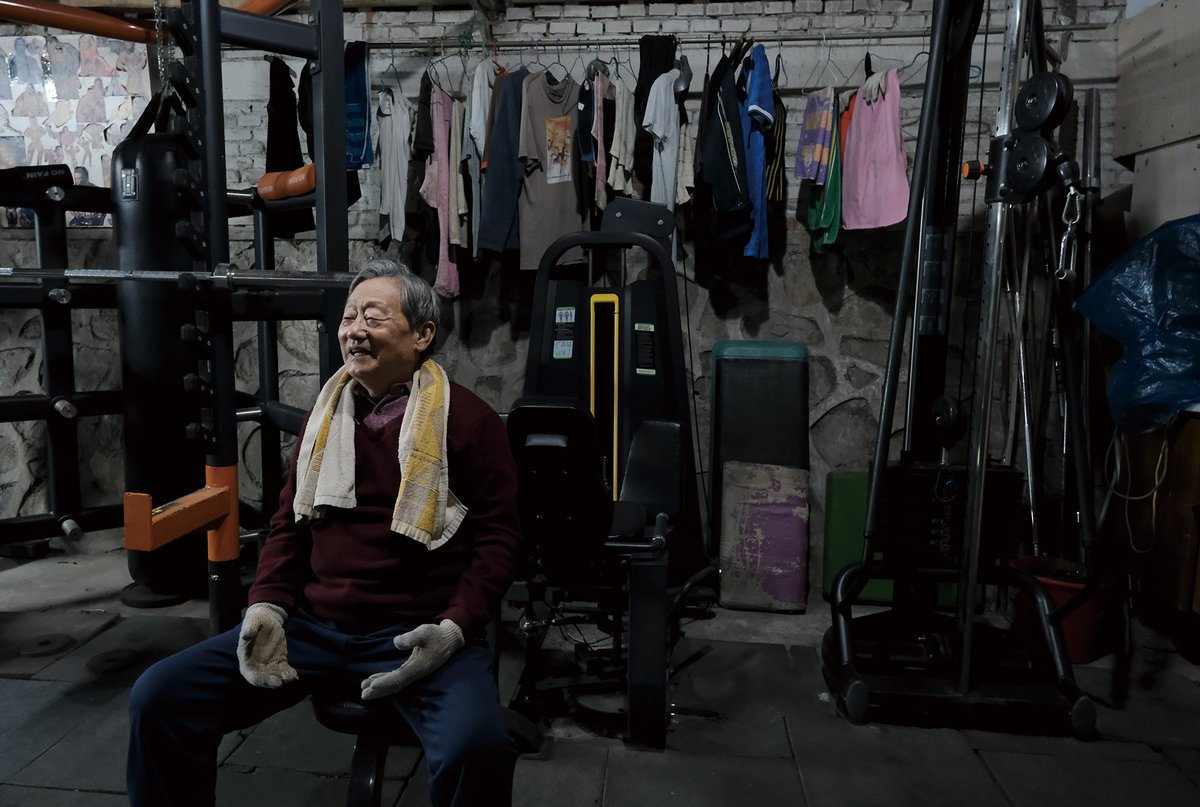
[[127, 609, 515, 807]]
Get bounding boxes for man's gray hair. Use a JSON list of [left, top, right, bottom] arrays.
[[348, 259, 441, 336]]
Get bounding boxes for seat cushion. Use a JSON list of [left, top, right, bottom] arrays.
[[310, 691, 420, 743]]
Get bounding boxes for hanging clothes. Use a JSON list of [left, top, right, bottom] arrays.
[[420, 83, 459, 298], [448, 99, 466, 249], [478, 66, 530, 253], [468, 59, 496, 156], [265, 57, 314, 237], [608, 80, 637, 196], [841, 68, 909, 230], [676, 118, 695, 207], [793, 86, 834, 184], [375, 86, 414, 243], [642, 68, 681, 212], [344, 41, 373, 170], [517, 71, 585, 272], [807, 96, 842, 252], [591, 72, 613, 211], [577, 78, 596, 163], [765, 86, 789, 204], [693, 52, 751, 250], [462, 93, 484, 258], [481, 71, 510, 170], [298, 59, 362, 208], [739, 44, 774, 261], [839, 91, 857, 155], [633, 34, 677, 197]]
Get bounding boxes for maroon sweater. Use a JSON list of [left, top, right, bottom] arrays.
[[248, 382, 521, 638]]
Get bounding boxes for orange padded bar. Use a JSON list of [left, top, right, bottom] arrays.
[[256, 164, 317, 200], [0, 0, 156, 44], [124, 464, 240, 561], [205, 464, 240, 563], [238, 0, 298, 17]]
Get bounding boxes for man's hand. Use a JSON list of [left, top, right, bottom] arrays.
[[237, 603, 298, 688], [360, 619, 465, 700]]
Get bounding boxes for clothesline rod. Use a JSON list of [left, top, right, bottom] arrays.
[[363, 21, 1107, 52]]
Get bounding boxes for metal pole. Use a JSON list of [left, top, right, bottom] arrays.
[[959, 0, 1032, 693], [310, 0, 349, 382], [862, 0, 953, 553]]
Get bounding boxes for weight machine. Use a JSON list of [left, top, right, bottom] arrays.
[[505, 199, 714, 749], [822, 0, 1107, 738]]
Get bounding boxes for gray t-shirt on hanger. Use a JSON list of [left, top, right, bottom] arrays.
[[517, 70, 585, 272]]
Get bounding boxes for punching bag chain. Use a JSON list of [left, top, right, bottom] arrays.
[[153, 0, 168, 94]]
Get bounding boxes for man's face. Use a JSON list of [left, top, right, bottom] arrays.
[[338, 276, 434, 398]]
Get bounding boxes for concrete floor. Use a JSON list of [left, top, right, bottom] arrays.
[[3, 529, 1200, 806]]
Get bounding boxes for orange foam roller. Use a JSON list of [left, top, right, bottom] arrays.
[[238, 0, 298, 16], [256, 164, 316, 201], [0, 0, 157, 44]]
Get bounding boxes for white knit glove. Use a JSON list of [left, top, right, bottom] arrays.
[[862, 70, 889, 104], [360, 619, 465, 700], [237, 603, 298, 688]]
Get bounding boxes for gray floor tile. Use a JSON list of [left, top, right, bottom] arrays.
[[0, 785, 126, 807], [604, 745, 806, 807], [1162, 746, 1200, 789], [513, 739, 607, 806], [671, 637, 828, 717], [962, 729, 1161, 761], [33, 614, 210, 688], [229, 697, 422, 780], [1076, 666, 1200, 747], [0, 678, 121, 782], [0, 609, 118, 677], [667, 707, 793, 758], [667, 638, 826, 758], [8, 687, 129, 792], [215, 765, 348, 807], [980, 749, 1200, 807], [789, 718, 1010, 807]]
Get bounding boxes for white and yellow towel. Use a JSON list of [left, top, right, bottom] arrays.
[[293, 359, 466, 550]]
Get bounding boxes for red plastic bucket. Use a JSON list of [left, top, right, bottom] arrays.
[[1011, 556, 1105, 665]]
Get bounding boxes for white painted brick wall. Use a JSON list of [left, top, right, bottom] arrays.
[[95, 0, 1125, 241]]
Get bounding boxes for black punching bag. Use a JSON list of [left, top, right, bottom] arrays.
[[113, 92, 207, 603]]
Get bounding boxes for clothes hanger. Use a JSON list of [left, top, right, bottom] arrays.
[[800, 33, 830, 89], [545, 45, 570, 83], [383, 46, 401, 87]]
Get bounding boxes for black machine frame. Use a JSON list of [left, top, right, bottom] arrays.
[[0, 0, 351, 634], [505, 203, 712, 749], [822, 0, 1106, 738]]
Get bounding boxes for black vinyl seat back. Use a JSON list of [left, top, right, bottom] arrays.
[[619, 419, 683, 523], [507, 396, 615, 586]]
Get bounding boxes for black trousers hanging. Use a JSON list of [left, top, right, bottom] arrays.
[[265, 57, 316, 238]]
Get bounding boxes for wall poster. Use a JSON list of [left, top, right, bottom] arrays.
[[1, 33, 151, 228]]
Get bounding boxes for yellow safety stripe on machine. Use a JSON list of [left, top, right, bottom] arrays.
[[590, 293, 620, 500]]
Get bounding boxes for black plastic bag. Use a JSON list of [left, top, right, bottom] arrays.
[[1075, 214, 1200, 432]]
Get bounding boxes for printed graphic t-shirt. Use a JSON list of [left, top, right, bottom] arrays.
[[517, 71, 585, 272]]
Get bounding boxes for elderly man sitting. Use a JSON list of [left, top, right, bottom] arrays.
[[127, 259, 522, 807]]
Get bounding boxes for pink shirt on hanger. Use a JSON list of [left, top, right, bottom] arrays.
[[841, 69, 910, 230]]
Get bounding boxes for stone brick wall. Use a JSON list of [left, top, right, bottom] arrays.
[[0, 0, 1128, 601]]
